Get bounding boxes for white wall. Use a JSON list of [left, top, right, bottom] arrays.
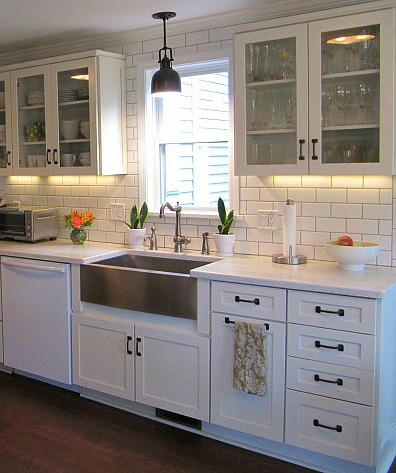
[[0, 13, 394, 267]]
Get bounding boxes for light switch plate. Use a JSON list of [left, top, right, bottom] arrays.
[[258, 209, 278, 230], [110, 203, 125, 221]]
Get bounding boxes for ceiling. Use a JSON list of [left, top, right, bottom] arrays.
[[0, 0, 270, 54], [0, 0, 373, 56]]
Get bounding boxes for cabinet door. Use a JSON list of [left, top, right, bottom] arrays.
[[135, 326, 210, 421], [11, 65, 52, 175], [72, 313, 134, 400], [50, 58, 98, 175], [309, 9, 394, 174], [0, 322, 3, 364], [234, 23, 309, 175], [0, 73, 12, 175], [211, 313, 285, 441]]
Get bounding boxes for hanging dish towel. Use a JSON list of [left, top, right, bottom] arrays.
[[233, 321, 267, 397]]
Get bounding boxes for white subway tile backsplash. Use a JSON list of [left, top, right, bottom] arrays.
[[347, 189, 379, 203], [317, 188, 346, 202], [302, 202, 331, 217], [332, 175, 363, 188], [331, 203, 362, 218], [1, 22, 395, 268], [347, 219, 378, 234]]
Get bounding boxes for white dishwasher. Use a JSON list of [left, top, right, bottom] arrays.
[[1, 256, 72, 384]]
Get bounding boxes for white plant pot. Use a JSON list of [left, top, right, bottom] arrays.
[[127, 228, 146, 249], [213, 232, 236, 257]]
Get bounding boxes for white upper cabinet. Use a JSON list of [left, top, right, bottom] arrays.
[[234, 8, 395, 175], [8, 51, 126, 176], [0, 73, 13, 175]]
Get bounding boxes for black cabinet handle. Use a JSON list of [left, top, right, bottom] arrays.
[[136, 337, 142, 356], [313, 418, 342, 433], [314, 374, 343, 386], [235, 295, 260, 305], [298, 139, 305, 160], [6, 150, 11, 166], [311, 138, 318, 160], [315, 340, 344, 351], [126, 336, 133, 355], [46, 149, 52, 165], [53, 148, 58, 165], [315, 305, 344, 317]]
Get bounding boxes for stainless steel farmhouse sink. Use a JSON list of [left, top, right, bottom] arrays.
[[80, 253, 214, 320]]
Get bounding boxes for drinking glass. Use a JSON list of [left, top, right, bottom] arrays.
[[358, 82, 377, 124]]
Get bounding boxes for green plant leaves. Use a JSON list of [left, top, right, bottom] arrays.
[[217, 197, 234, 235]]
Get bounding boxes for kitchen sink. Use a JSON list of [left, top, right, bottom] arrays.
[[80, 253, 215, 320]]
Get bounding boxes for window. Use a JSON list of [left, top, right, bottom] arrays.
[[139, 53, 236, 215]]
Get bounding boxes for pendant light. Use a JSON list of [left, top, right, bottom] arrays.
[[151, 11, 181, 96]]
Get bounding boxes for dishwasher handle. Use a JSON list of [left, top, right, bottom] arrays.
[[2, 260, 66, 273]]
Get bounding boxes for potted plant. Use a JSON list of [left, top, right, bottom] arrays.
[[213, 197, 235, 256], [124, 202, 149, 249]]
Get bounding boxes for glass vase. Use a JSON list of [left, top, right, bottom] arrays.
[[70, 228, 87, 245]]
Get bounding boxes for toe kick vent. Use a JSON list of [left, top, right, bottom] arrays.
[[155, 408, 202, 430]]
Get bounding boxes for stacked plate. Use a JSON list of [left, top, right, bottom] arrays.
[[79, 152, 90, 166], [0, 124, 6, 144], [78, 84, 89, 100], [26, 91, 44, 106], [60, 120, 79, 140], [80, 121, 90, 139], [58, 88, 78, 103]]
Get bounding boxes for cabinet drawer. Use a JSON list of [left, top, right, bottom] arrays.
[[211, 281, 286, 321], [288, 324, 375, 370], [287, 357, 374, 405], [286, 391, 373, 465], [288, 290, 376, 334]]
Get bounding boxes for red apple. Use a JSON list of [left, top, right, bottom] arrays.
[[336, 235, 354, 246]]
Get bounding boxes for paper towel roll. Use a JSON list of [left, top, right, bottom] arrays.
[[283, 200, 296, 257]]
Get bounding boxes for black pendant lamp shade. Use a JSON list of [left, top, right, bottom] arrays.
[[151, 12, 181, 96]]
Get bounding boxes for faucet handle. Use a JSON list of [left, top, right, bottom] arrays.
[[201, 231, 210, 255]]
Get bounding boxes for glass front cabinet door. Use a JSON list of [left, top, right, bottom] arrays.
[[234, 8, 394, 175], [11, 59, 96, 176], [0, 73, 13, 175]]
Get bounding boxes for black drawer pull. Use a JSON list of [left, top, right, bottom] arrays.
[[315, 305, 345, 317], [224, 317, 269, 330], [315, 340, 344, 351], [126, 336, 133, 355], [313, 418, 342, 433], [136, 337, 142, 356], [314, 374, 343, 386], [235, 295, 260, 305]]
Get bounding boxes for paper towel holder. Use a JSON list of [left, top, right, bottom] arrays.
[[272, 198, 307, 265]]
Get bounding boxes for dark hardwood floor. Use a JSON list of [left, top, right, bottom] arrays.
[[0, 371, 394, 473]]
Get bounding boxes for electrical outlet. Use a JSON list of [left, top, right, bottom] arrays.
[[110, 203, 125, 221], [258, 210, 278, 230]]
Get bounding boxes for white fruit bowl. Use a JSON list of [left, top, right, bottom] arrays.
[[325, 241, 380, 271]]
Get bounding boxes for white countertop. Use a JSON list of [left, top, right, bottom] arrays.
[[0, 239, 126, 264], [191, 255, 396, 299], [1, 240, 395, 298]]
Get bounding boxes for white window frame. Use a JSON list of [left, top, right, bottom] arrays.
[[137, 49, 239, 218]]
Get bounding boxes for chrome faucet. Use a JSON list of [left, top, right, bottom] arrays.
[[159, 201, 191, 253]]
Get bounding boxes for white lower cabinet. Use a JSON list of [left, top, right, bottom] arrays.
[[72, 312, 210, 421], [135, 326, 210, 421], [211, 313, 286, 441], [286, 289, 377, 467], [72, 313, 134, 400]]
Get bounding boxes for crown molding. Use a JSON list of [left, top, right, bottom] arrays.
[[0, 0, 386, 67]]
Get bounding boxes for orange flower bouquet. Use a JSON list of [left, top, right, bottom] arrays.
[[63, 211, 94, 245]]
